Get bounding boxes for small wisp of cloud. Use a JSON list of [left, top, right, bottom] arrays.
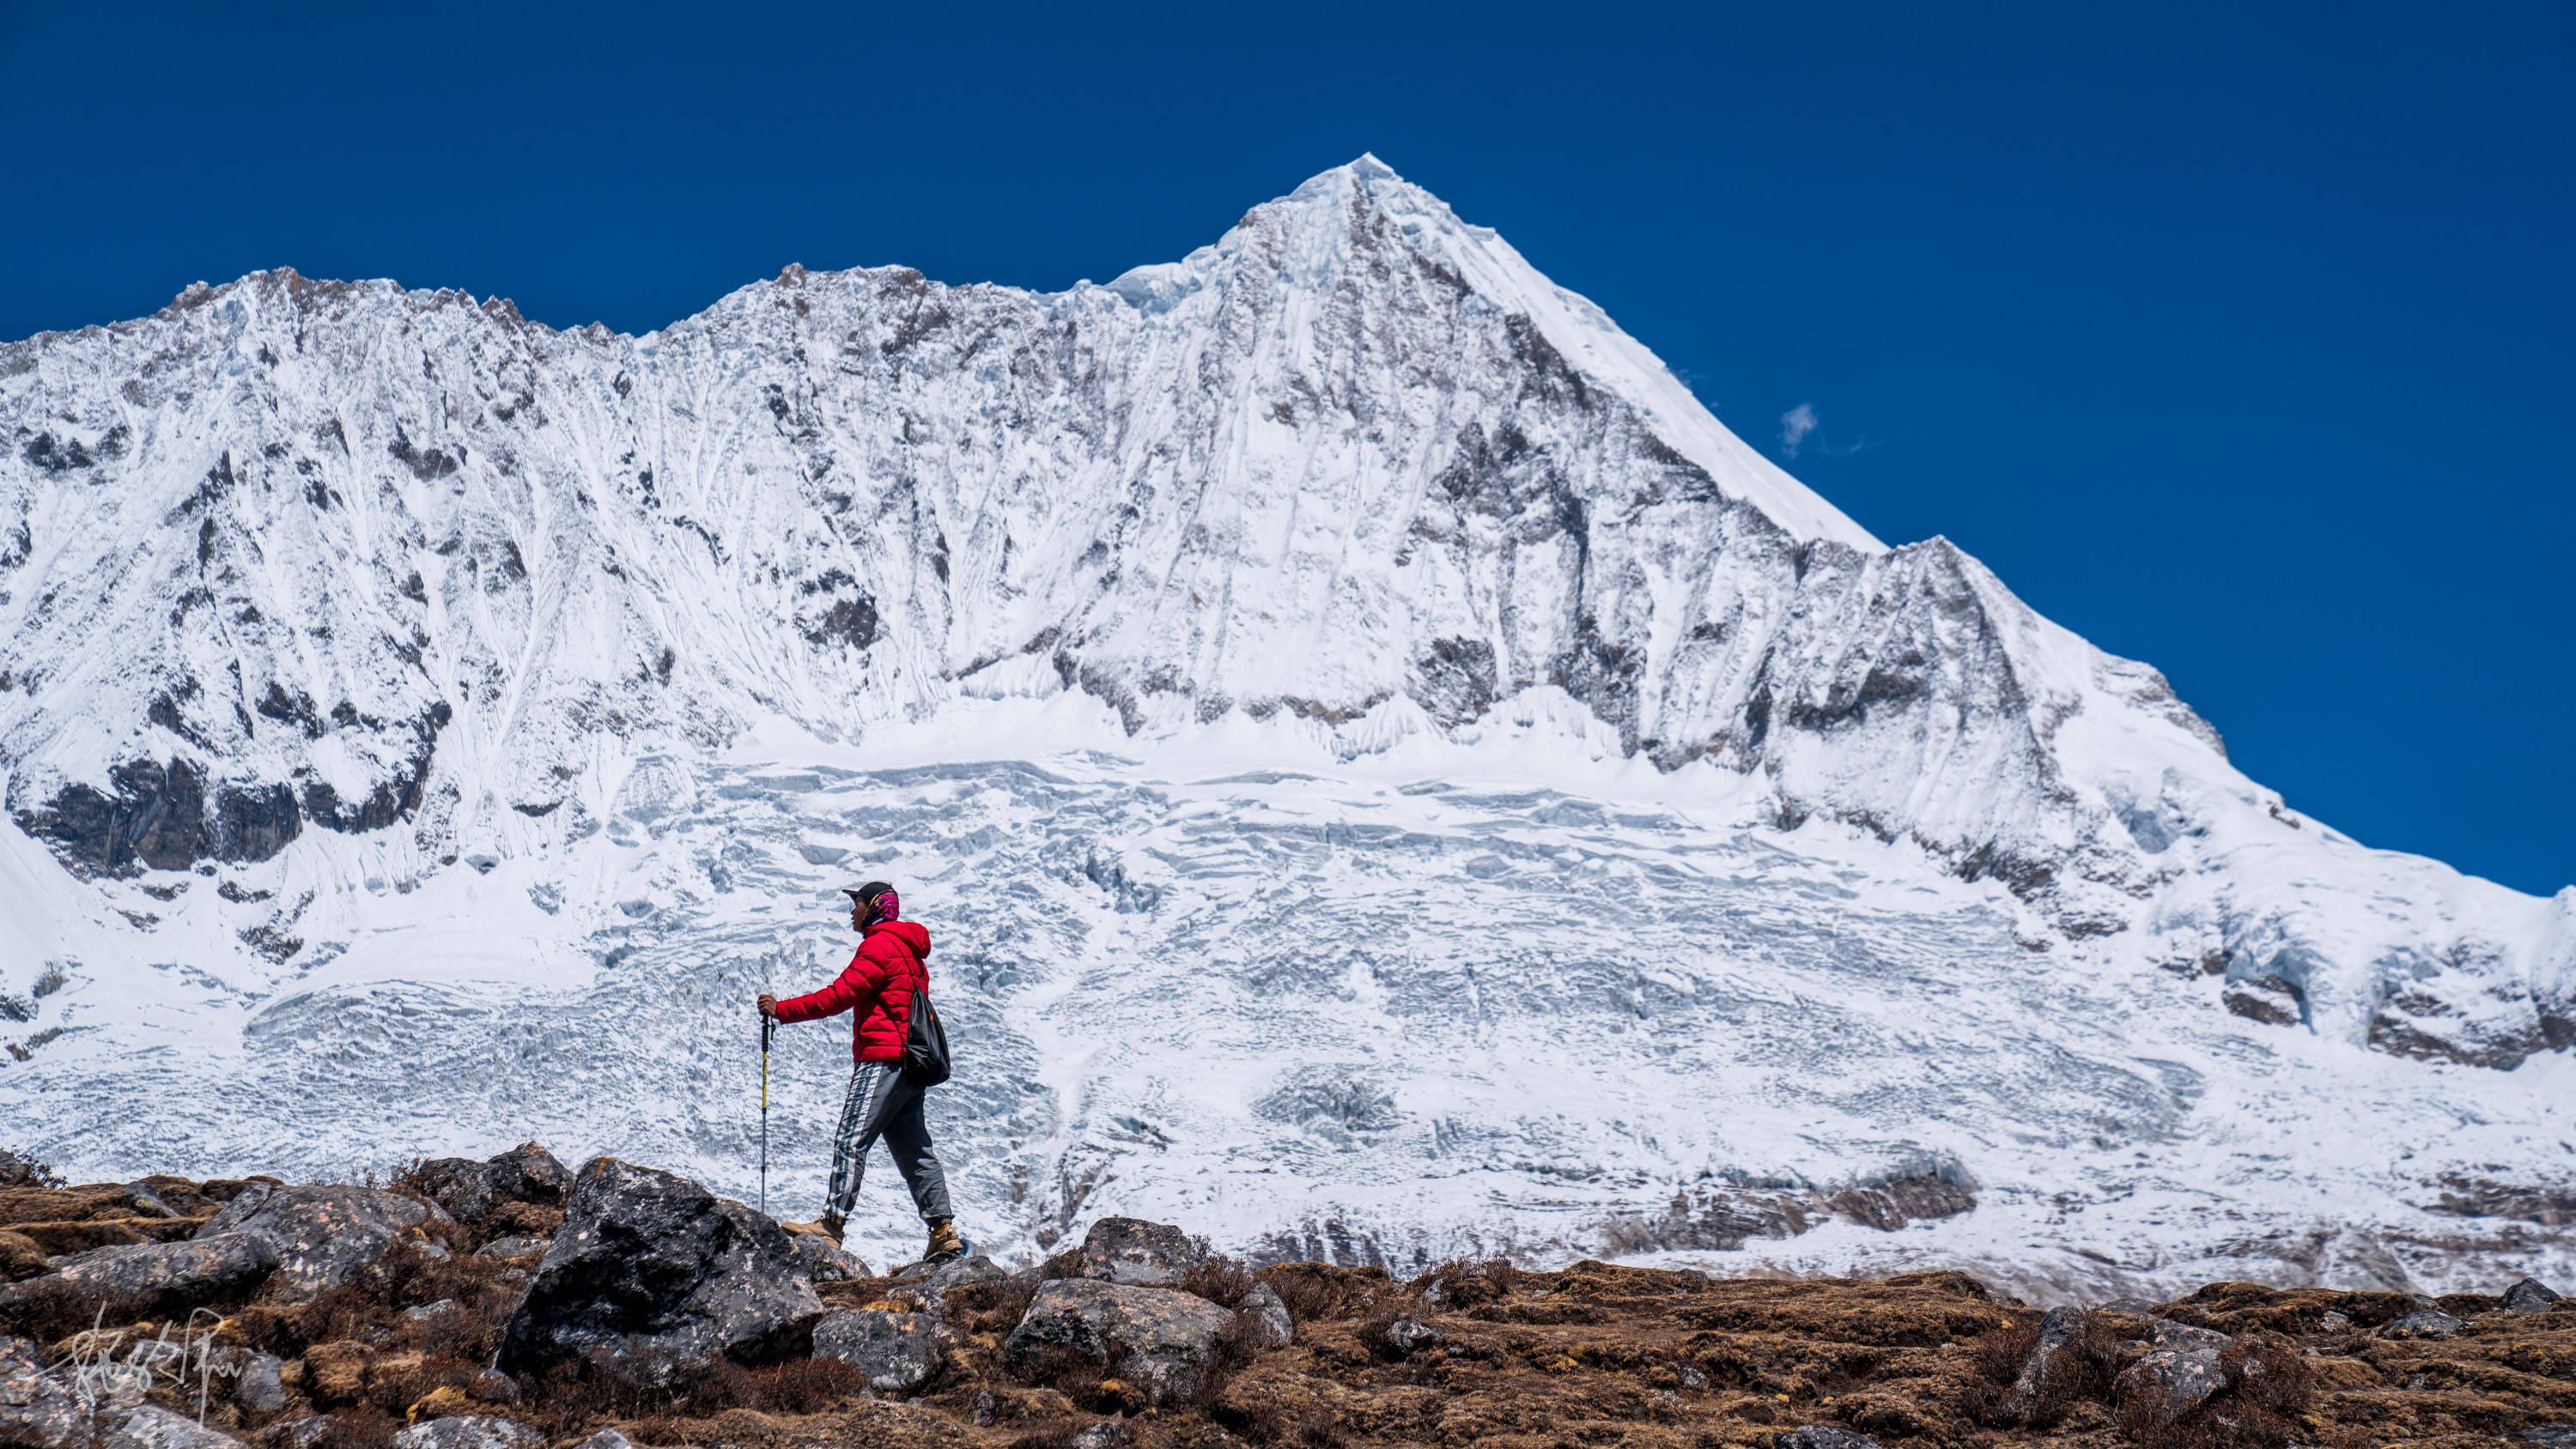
[[1779, 403, 1819, 458]]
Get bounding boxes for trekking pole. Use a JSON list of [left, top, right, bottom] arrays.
[[759, 1009, 773, 1215]]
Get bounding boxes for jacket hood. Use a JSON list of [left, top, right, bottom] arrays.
[[872, 919, 932, 957]]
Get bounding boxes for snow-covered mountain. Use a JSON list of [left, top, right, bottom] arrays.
[[3, 157, 2569, 1297]]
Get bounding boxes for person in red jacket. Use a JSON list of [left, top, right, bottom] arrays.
[[757, 881, 965, 1263]]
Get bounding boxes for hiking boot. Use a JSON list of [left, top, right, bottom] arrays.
[[781, 1216, 844, 1246], [923, 1220, 968, 1264]]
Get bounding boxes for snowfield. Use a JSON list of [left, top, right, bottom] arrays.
[[1, 157, 2568, 1300]]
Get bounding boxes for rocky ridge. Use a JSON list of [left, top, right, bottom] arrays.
[[4, 1150, 2575, 1449]]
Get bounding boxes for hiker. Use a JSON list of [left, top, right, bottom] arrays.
[[757, 880, 966, 1264]]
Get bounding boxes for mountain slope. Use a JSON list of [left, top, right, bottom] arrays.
[[2, 158, 2569, 1294]]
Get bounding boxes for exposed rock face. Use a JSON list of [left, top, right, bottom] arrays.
[[0, 1335, 90, 1449], [810, 1309, 950, 1393], [496, 1159, 824, 1380], [1002, 1279, 1236, 1404], [2380, 1308, 2466, 1340], [389, 1419, 540, 1449], [2504, 1277, 2565, 1314], [2002, 1305, 2081, 1412], [103, 1405, 246, 1449], [1073, 1218, 1200, 1287], [410, 1145, 568, 1225], [2115, 1347, 2224, 1416], [780, 1234, 869, 1285], [200, 1185, 430, 1302], [0, 1232, 277, 1321], [471, 1237, 549, 1264]]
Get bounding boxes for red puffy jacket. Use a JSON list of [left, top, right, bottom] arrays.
[[774, 919, 931, 1063]]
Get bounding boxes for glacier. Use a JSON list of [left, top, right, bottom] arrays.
[[1, 155, 2569, 1299]]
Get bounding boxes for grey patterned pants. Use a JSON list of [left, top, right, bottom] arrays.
[[823, 1060, 952, 1225]]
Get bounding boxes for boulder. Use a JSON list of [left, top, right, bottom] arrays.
[[1382, 1317, 1440, 1356], [253, 1420, 327, 1449], [2521, 1428, 2576, 1448], [1777, 1430, 1883, 1449], [2379, 1308, 2465, 1340], [1, 1335, 92, 1449], [810, 1310, 949, 1393], [104, 1406, 246, 1449], [495, 1158, 825, 1382], [1066, 1422, 1124, 1449], [1240, 1282, 1292, 1349], [2116, 1347, 2223, 1417], [389, 1419, 540, 1449], [885, 1255, 1003, 1313], [2003, 1306, 2081, 1410], [2504, 1278, 2565, 1315], [200, 1185, 431, 1303], [231, 1352, 290, 1415], [1002, 1279, 1236, 1404], [571, 1434, 634, 1449], [2148, 1319, 2232, 1353], [1071, 1219, 1200, 1286], [781, 1234, 870, 1285], [0, 1232, 279, 1321], [471, 1238, 548, 1264], [410, 1148, 568, 1227]]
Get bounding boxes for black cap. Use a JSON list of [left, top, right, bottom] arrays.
[[841, 881, 894, 908]]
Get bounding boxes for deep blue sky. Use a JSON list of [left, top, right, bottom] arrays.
[[3, 3, 2568, 894]]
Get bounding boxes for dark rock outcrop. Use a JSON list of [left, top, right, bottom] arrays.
[[1072, 1218, 1200, 1286], [496, 1159, 824, 1381], [2504, 1277, 2564, 1314], [200, 1185, 429, 1302], [1, 1335, 91, 1449], [2379, 1308, 2465, 1340], [2116, 1347, 2224, 1415], [410, 1146, 568, 1226], [810, 1309, 950, 1393], [1002, 1279, 1235, 1404], [0, 1231, 278, 1322]]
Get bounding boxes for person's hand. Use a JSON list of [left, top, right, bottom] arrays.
[[757, 992, 779, 1020]]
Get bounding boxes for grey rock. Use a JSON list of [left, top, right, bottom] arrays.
[[2521, 1428, 2576, 1448], [781, 1233, 871, 1285], [1073, 1218, 1200, 1287], [410, 1147, 569, 1227], [1674, 1361, 1710, 1391], [1777, 1429, 1882, 1449], [495, 1158, 825, 1382], [2116, 1347, 2224, 1416], [2319, 1310, 2353, 1331], [471, 1237, 549, 1263], [389, 1418, 539, 1449], [1240, 1282, 1292, 1349], [2148, 1319, 2232, 1353], [1067, 1421, 1124, 1449], [118, 1185, 176, 1220], [1, 1335, 93, 1449], [233, 1353, 289, 1414], [253, 1421, 327, 1449], [402, 1300, 458, 1321], [0, 1233, 279, 1321], [571, 1434, 633, 1449], [810, 1309, 949, 1393], [105, 1406, 246, 1449], [467, 1371, 518, 1405], [2379, 1308, 2465, 1340], [1001, 1279, 1237, 1404], [2005, 1305, 2082, 1407], [1382, 1318, 1441, 1357], [201, 1185, 431, 1302], [2504, 1278, 2564, 1314]]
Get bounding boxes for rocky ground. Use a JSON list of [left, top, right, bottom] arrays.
[[3, 1148, 2571, 1449]]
